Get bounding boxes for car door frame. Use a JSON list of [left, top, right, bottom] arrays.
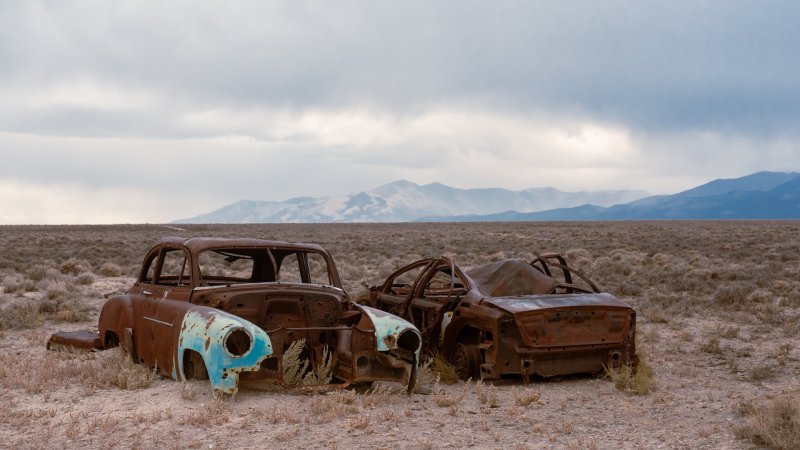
[[404, 258, 471, 349], [131, 243, 193, 374]]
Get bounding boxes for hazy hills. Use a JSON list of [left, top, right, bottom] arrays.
[[174, 171, 800, 223], [434, 171, 800, 221], [174, 180, 647, 223]]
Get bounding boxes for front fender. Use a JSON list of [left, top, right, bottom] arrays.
[[357, 305, 421, 355], [177, 308, 273, 394], [358, 305, 422, 392]]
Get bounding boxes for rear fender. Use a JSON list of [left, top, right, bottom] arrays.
[[98, 295, 135, 349]]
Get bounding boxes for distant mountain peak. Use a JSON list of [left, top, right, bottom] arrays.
[[376, 179, 419, 189], [173, 180, 648, 223]]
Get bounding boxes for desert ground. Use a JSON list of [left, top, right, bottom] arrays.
[[1, 221, 798, 449]]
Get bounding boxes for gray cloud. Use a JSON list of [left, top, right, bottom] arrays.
[[3, 1, 799, 134]]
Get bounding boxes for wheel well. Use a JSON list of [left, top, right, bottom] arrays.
[[104, 331, 120, 349], [455, 325, 481, 346], [183, 349, 209, 380]]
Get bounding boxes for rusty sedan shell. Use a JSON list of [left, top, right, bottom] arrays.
[[357, 254, 638, 381], [48, 237, 421, 394]]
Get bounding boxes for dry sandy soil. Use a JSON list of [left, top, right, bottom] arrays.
[[1, 222, 799, 449]]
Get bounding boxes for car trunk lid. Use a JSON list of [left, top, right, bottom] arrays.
[[481, 293, 633, 347]]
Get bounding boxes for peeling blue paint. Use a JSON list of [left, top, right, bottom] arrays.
[[358, 305, 421, 355], [177, 308, 273, 394]]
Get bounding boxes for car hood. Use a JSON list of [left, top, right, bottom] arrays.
[[480, 292, 632, 315]]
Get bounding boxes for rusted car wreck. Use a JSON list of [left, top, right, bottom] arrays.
[[357, 253, 638, 381], [48, 237, 421, 394]]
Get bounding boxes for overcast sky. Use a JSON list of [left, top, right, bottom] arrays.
[[2, 1, 799, 224]]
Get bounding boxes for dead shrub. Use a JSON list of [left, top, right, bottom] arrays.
[[301, 345, 334, 385], [97, 262, 123, 277], [433, 376, 469, 407], [2, 275, 36, 294], [512, 387, 541, 407], [0, 300, 45, 330], [179, 397, 234, 426], [736, 396, 800, 450], [361, 383, 405, 408], [308, 391, 359, 422], [749, 365, 775, 382], [414, 356, 437, 393], [701, 337, 723, 354], [718, 325, 740, 339], [346, 415, 371, 430], [428, 351, 459, 384], [756, 304, 785, 325], [605, 349, 655, 395], [0, 348, 155, 393], [714, 284, 754, 309], [60, 258, 91, 276], [75, 272, 96, 285], [281, 339, 334, 386], [87, 348, 156, 390], [643, 305, 669, 324], [26, 264, 50, 282], [475, 379, 499, 408], [181, 382, 199, 400]]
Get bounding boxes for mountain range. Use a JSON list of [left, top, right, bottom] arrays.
[[431, 171, 800, 221], [174, 180, 648, 223], [174, 171, 800, 223]]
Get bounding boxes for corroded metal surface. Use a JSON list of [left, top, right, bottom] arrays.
[[357, 253, 638, 381], [48, 237, 421, 394]]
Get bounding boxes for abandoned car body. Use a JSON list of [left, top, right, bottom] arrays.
[[357, 253, 638, 381], [48, 237, 421, 394]]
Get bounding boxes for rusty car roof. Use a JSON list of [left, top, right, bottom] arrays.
[[156, 236, 329, 254]]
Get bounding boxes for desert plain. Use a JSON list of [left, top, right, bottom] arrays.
[[0, 221, 798, 449]]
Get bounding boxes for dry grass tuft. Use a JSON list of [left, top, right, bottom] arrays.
[[0, 348, 155, 393], [346, 415, 371, 430], [84, 348, 157, 390], [749, 364, 776, 382], [282, 339, 310, 386], [59, 258, 91, 276], [432, 376, 469, 407], [97, 262, 123, 277], [0, 300, 45, 330], [512, 387, 542, 407], [475, 379, 499, 408], [281, 339, 334, 386], [700, 336, 724, 354], [179, 397, 234, 426], [428, 351, 459, 385], [605, 357, 654, 395], [736, 396, 800, 450], [302, 345, 334, 385]]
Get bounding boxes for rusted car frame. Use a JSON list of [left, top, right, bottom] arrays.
[[48, 237, 421, 394], [357, 253, 637, 381]]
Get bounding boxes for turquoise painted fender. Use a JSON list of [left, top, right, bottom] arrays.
[[177, 308, 273, 394], [358, 305, 421, 355]]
